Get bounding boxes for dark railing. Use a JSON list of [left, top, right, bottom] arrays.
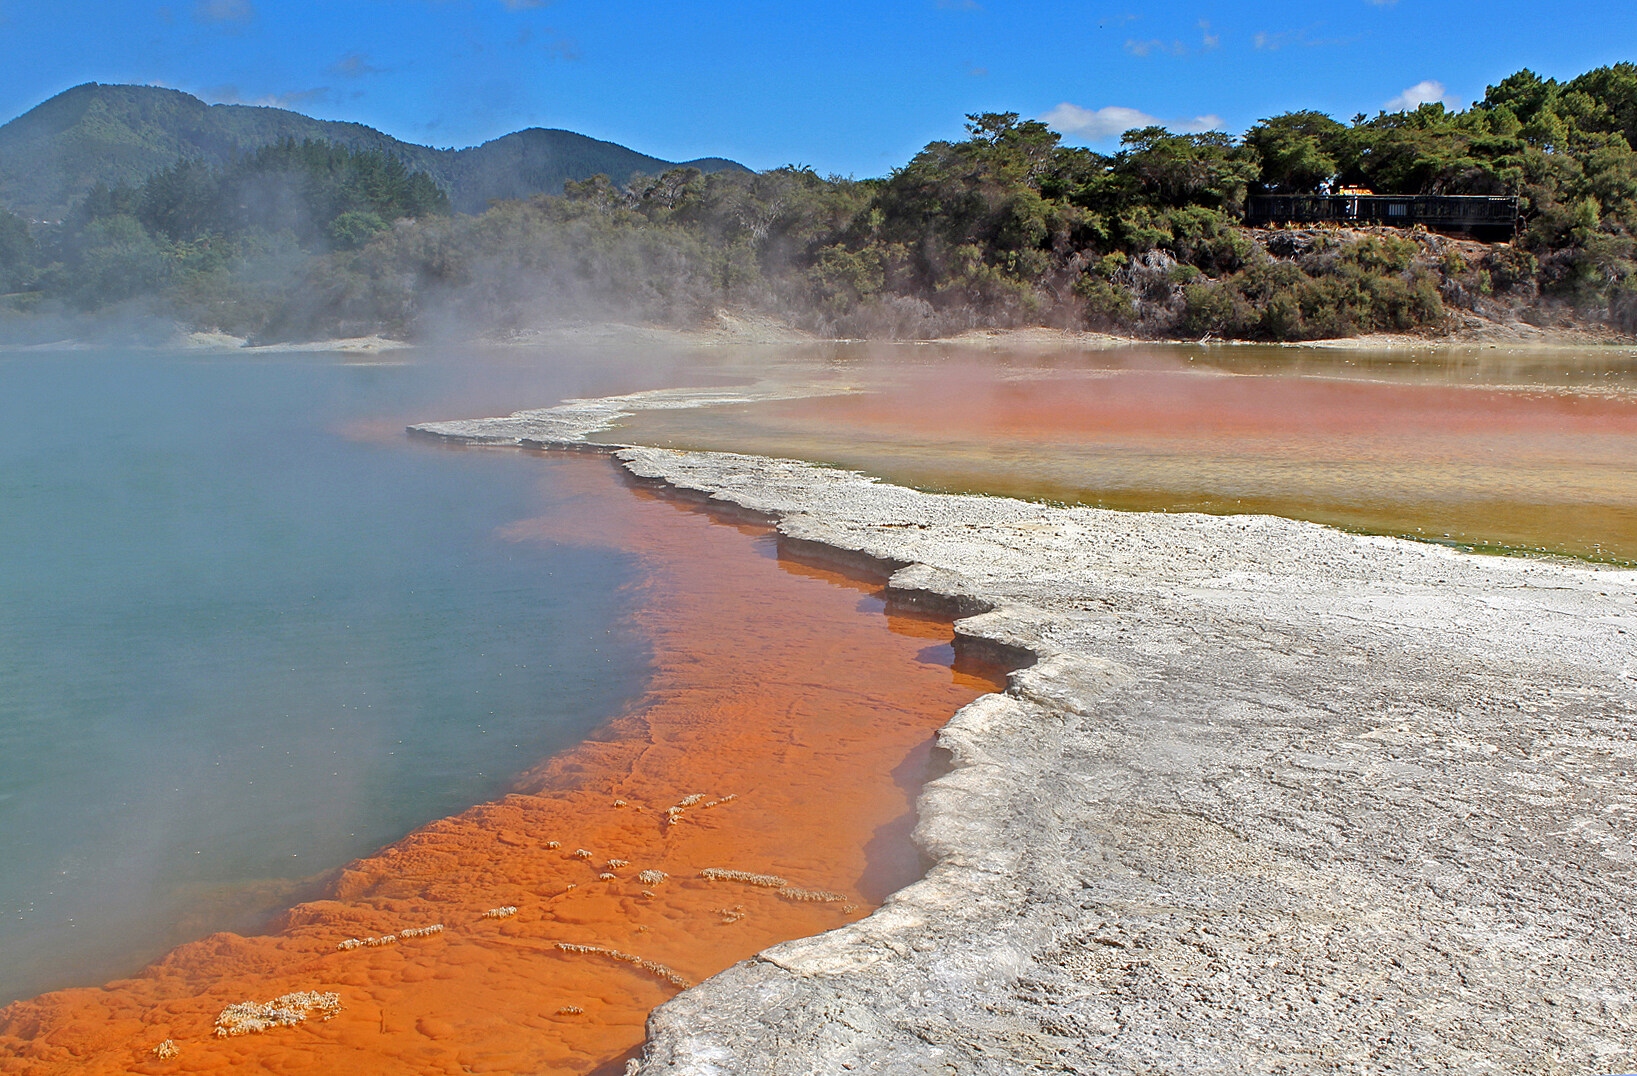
[[1245, 194, 1521, 240]]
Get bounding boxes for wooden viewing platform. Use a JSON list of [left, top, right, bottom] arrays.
[[1245, 193, 1521, 240]]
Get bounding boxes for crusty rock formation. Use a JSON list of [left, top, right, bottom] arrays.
[[415, 392, 1637, 1075]]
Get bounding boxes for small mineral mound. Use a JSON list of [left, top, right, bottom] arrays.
[[214, 991, 342, 1038]]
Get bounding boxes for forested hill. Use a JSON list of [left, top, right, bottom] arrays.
[[6, 63, 1637, 346], [433, 130, 744, 214], [0, 83, 747, 219]]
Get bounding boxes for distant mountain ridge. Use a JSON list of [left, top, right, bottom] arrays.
[[0, 83, 748, 219]]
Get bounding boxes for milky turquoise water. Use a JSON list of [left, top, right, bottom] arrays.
[[0, 347, 670, 1005]]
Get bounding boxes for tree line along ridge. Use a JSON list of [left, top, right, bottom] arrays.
[[2, 62, 1635, 343]]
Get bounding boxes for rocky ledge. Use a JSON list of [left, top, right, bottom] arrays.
[[414, 395, 1637, 1075]]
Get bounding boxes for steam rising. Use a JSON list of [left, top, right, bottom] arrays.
[[0, 346, 673, 1005]]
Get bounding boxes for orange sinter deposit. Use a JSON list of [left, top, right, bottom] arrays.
[[0, 451, 1006, 1076]]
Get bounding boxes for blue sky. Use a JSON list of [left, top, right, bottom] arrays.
[[2, 1, 1634, 177]]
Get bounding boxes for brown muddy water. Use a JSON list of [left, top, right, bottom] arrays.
[[597, 343, 1637, 565]]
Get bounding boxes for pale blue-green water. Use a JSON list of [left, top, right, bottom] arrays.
[[0, 346, 671, 1005]]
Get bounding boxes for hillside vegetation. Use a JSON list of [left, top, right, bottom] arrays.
[[4, 63, 1637, 344], [0, 83, 746, 220]]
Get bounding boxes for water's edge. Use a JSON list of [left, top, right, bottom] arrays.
[[411, 392, 1637, 1073]]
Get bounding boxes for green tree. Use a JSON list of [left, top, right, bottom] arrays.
[[137, 159, 221, 242], [70, 213, 169, 305], [1567, 63, 1637, 149], [1115, 128, 1257, 209], [0, 209, 40, 292], [328, 209, 390, 251], [1245, 111, 1346, 193]]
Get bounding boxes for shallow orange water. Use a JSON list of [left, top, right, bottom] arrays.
[[0, 452, 1003, 1075], [604, 359, 1637, 562]]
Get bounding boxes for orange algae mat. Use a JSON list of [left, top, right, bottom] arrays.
[[608, 366, 1637, 562], [0, 452, 1004, 1075]]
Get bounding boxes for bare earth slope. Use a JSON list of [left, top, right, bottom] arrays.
[[417, 393, 1637, 1075]]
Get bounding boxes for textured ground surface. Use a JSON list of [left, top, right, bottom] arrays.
[[417, 394, 1637, 1076]]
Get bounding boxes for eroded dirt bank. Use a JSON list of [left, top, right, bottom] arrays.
[[0, 452, 1001, 1074], [418, 391, 1637, 1074]]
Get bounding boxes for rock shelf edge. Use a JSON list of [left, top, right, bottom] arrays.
[[412, 394, 1637, 1076]]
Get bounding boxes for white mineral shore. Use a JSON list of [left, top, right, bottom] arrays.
[[414, 393, 1637, 1075]]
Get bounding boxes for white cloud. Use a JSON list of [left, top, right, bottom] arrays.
[[1042, 104, 1225, 141], [1121, 22, 1218, 58], [1385, 79, 1456, 110], [194, 0, 253, 23], [509, 25, 579, 59], [205, 84, 340, 110], [1042, 103, 1160, 139], [1252, 26, 1354, 50], [329, 52, 384, 78], [1125, 37, 1186, 57]]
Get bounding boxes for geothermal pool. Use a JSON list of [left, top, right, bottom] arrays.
[[0, 342, 1001, 1073], [0, 345, 695, 1005], [601, 342, 1637, 563], [2, 338, 1633, 1072]]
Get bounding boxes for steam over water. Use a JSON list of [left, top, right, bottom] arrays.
[[0, 347, 676, 1005], [603, 344, 1637, 564]]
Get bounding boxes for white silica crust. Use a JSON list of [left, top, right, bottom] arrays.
[[413, 393, 1637, 1075], [409, 382, 855, 446]]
